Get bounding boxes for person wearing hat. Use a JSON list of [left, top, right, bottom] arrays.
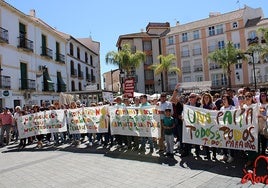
[[0, 107, 13, 146]]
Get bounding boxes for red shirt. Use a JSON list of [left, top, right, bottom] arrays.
[[0, 112, 13, 125]]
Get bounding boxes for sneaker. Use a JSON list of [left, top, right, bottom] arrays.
[[227, 156, 234, 163]]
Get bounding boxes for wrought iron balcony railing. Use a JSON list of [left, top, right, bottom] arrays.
[[0, 27, 8, 43], [19, 78, 36, 90], [17, 36, 34, 52]]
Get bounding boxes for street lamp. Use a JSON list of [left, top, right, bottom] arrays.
[[245, 52, 257, 91]]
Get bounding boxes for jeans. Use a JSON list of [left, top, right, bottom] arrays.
[[0, 124, 12, 145], [165, 134, 174, 154]]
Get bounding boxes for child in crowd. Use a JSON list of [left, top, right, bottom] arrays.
[[162, 108, 175, 158]]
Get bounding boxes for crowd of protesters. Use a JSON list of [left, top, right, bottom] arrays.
[[0, 85, 267, 169]]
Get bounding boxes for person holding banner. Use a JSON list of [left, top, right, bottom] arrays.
[[140, 94, 154, 153], [220, 94, 236, 163], [200, 93, 217, 160], [242, 92, 258, 168], [181, 93, 201, 158]]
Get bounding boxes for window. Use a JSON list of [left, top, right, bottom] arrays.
[[77, 47, 80, 59], [208, 26, 215, 36], [168, 36, 174, 45], [85, 52, 88, 63], [90, 55, 93, 66], [167, 48, 175, 55], [193, 30, 199, 40], [144, 70, 154, 80], [70, 43, 73, 56], [71, 81, 75, 91], [145, 55, 153, 65], [195, 75, 203, 82], [218, 41, 225, 49], [234, 43, 240, 49], [183, 76, 191, 82], [182, 33, 188, 42], [235, 63, 242, 69], [248, 31, 257, 39], [232, 22, 238, 29], [216, 24, 223, 34], [143, 41, 152, 51]]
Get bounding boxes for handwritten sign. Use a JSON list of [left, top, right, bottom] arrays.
[[183, 104, 258, 151], [67, 106, 109, 134], [109, 105, 161, 138], [17, 110, 66, 139]]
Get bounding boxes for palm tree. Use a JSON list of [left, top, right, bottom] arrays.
[[208, 41, 245, 88], [149, 54, 180, 92], [105, 43, 146, 77]]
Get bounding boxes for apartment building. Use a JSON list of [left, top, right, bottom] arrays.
[[116, 23, 170, 94], [0, 1, 100, 108], [116, 5, 268, 94], [164, 5, 268, 93]]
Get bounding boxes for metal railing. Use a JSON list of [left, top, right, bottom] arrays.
[[0, 27, 8, 43], [41, 46, 53, 59], [17, 36, 34, 51], [0, 75, 11, 89], [19, 78, 36, 90]]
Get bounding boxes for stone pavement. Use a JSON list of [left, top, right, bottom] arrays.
[[0, 141, 267, 188]]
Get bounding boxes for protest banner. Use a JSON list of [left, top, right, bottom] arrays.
[[17, 110, 66, 139], [183, 104, 258, 151], [67, 106, 109, 134], [109, 105, 161, 138]]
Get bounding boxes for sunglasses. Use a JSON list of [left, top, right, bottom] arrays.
[[245, 95, 252, 98], [189, 96, 196, 98]]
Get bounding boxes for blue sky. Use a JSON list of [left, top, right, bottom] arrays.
[[4, 0, 268, 77]]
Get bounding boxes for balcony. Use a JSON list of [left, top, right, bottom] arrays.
[[181, 50, 190, 58], [181, 66, 191, 73], [19, 78, 36, 90], [247, 37, 259, 46], [0, 75, 11, 89], [57, 83, 66, 92], [78, 71, 84, 79], [55, 53, 65, 63], [17, 36, 33, 52], [0, 27, 9, 43], [71, 68, 77, 77], [209, 63, 222, 70], [41, 46, 53, 59], [212, 79, 228, 88], [192, 48, 201, 56], [91, 75, 96, 83], [193, 65, 203, 72], [43, 82, 54, 92]]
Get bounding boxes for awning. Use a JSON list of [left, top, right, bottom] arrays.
[[43, 69, 53, 83]]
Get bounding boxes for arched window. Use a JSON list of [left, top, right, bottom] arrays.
[[70, 43, 73, 56]]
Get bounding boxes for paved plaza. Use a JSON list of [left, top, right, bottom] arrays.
[[0, 141, 267, 188]]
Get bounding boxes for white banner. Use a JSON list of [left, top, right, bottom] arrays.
[[67, 106, 109, 134], [17, 110, 67, 139], [109, 105, 161, 138], [183, 104, 258, 151]]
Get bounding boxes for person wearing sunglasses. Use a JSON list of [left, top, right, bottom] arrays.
[[242, 92, 258, 168], [220, 94, 236, 163]]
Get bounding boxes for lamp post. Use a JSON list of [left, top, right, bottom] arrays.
[[246, 52, 257, 91]]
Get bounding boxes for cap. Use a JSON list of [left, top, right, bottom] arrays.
[[165, 108, 172, 112]]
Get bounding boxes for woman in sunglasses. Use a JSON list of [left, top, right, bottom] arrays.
[[220, 94, 236, 163], [242, 92, 258, 168]]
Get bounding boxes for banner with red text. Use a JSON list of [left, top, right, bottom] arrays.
[[109, 105, 161, 138], [183, 104, 258, 151], [67, 106, 109, 134], [17, 110, 66, 139]]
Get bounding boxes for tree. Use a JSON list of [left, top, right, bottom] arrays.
[[208, 41, 245, 88], [105, 43, 146, 77], [257, 27, 268, 61], [149, 54, 180, 92]]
